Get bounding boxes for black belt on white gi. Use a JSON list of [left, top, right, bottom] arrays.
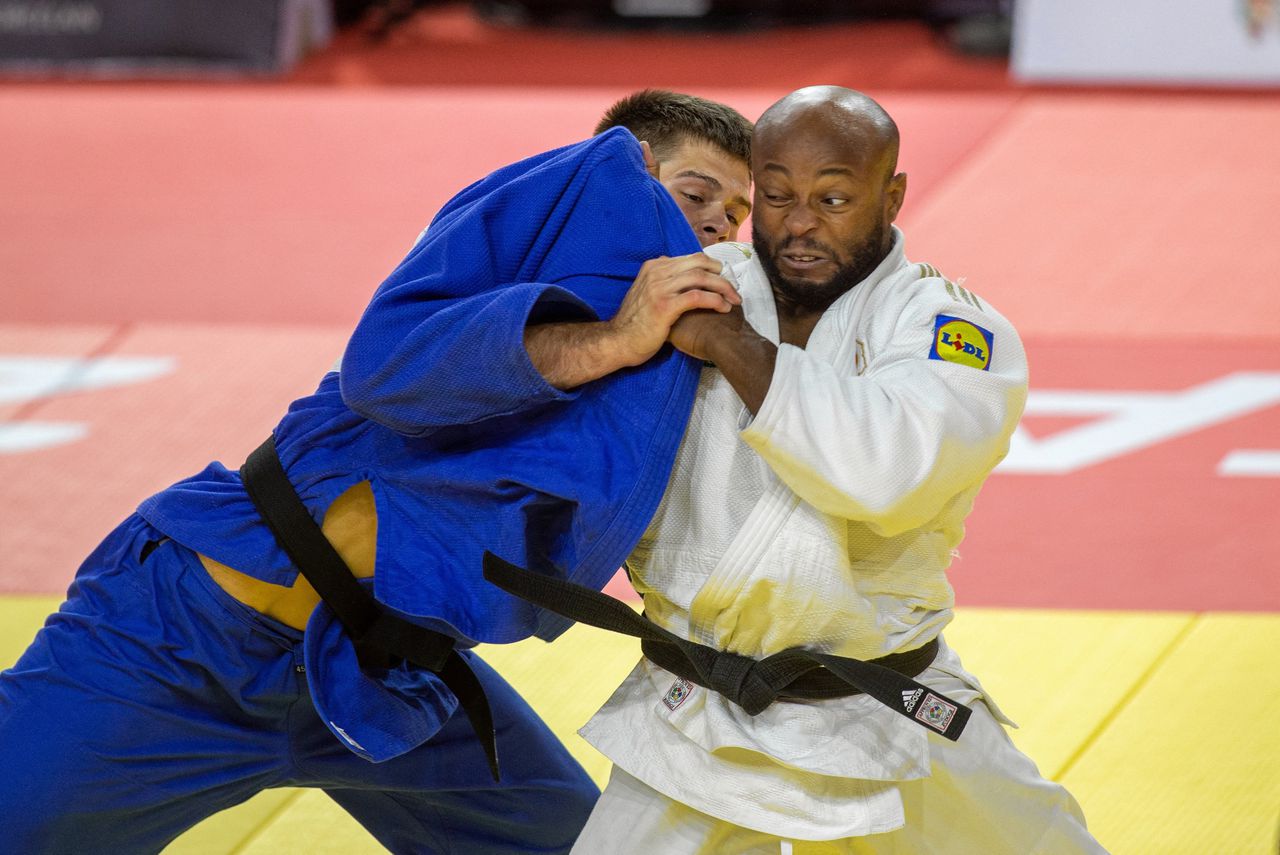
[[240, 436, 501, 781], [483, 551, 971, 741]]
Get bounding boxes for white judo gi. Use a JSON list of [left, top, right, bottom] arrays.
[[572, 229, 1107, 854]]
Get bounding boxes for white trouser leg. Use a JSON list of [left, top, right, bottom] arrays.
[[571, 698, 1107, 855], [572, 765, 785, 855]]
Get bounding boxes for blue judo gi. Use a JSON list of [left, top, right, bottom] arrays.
[[0, 128, 703, 853]]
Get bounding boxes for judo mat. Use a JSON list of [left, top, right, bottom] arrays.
[[3, 6, 1279, 852]]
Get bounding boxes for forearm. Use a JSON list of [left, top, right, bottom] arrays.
[[528, 252, 739, 390], [705, 327, 778, 415], [668, 301, 776, 414], [524, 319, 642, 391]]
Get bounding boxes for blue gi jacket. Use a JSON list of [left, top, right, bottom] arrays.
[[138, 128, 704, 760]]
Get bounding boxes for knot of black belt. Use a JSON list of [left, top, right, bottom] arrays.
[[483, 551, 971, 741], [694, 645, 779, 715]]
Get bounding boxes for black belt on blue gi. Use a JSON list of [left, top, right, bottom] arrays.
[[483, 551, 972, 741], [239, 436, 501, 781]]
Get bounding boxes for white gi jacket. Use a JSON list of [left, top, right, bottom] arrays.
[[579, 228, 1028, 840]]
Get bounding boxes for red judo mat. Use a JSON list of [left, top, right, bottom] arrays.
[[2, 12, 1278, 615]]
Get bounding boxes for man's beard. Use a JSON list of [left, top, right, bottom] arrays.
[[753, 218, 889, 312]]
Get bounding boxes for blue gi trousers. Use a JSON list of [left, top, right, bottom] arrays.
[[0, 515, 598, 854]]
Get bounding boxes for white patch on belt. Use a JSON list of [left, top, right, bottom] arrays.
[[914, 693, 958, 731]]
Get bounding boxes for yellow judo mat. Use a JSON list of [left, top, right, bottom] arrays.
[[2, 598, 1276, 854]]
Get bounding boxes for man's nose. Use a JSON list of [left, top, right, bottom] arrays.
[[699, 209, 731, 245], [784, 205, 817, 236]]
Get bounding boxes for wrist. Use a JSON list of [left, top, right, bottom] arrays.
[[600, 316, 653, 369], [706, 326, 776, 415], [705, 323, 768, 367]]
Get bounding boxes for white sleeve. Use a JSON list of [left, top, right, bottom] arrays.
[[739, 289, 1027, 537]]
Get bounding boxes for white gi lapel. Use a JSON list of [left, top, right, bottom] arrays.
[[686, 253, 885, 651], [686, 255, 801, 648]]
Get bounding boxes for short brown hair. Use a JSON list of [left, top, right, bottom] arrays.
[[594, 89, 752, 164]]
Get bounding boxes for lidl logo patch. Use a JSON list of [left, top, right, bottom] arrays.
[[930, 315, 993, 371]]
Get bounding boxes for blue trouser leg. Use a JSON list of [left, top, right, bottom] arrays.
[[0, 517, 298, 852], [0, 515, 598, 854], [305, 652, 599, 854]]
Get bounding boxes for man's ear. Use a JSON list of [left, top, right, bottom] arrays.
[[886, 172, 907, 224], [640, 141, 660, 180]]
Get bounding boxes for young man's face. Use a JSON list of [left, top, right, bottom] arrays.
[[657, 140, 752, 248]]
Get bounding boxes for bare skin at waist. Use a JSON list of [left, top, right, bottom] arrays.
[[201, 480, 377, 631]]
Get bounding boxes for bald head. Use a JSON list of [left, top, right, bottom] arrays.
[[749, 86, 908, 316], [755, 86, 900, 184]]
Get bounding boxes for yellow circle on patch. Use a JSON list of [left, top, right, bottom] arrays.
[[934, 320, 991, 370]]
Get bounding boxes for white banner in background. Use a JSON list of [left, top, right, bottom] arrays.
[[1012, 0, 1280, 86]]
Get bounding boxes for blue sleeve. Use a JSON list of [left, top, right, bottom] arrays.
[[340, 278, 596, 438], [338, 128, 694, 438]]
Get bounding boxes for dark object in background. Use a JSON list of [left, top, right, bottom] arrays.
[[939, 12, 1010, 57], [337, 0, 441, 39], [926, 0, 1011, 56], [469, 0, 1010, 55], [333, 0, 385, 24], [474, 0, 1000, 28], [474, 0, 930, 29], [0, 0, 332, 75]]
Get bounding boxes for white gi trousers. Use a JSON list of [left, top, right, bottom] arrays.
[[571, 683, 1107, 855]]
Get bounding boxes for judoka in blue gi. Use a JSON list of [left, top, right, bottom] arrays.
[[0, 91, 754, 854]]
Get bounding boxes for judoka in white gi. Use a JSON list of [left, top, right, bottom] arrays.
[[528, 86, 1108, 854]]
